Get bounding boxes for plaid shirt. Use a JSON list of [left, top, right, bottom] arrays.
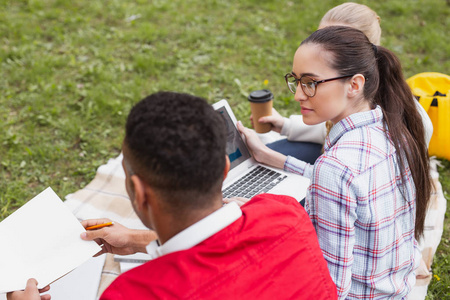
[[285, 106, 419, 299]]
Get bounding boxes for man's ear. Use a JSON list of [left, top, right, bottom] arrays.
[[131, 175, 149, 211], [347, 74, 366, 99], [223, 155, 231, 181]]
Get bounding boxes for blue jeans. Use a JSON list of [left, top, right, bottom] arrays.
[[266, 138, 322, 165]]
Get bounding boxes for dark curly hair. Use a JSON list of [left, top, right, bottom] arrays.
[[123, 91, 227, 210]]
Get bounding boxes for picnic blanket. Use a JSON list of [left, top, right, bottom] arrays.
[[64, 153, 146, 298], [64, 153, 447, 299], [410, 157, 447, 299]]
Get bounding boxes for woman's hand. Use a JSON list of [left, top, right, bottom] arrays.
[[250, 108, 285, 133], [237, 121, 269, 163], [237, 121, 287, 169], [7, 278, 51, 300]]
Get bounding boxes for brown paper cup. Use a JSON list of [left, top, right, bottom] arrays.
[[248, 89, 273, 133]]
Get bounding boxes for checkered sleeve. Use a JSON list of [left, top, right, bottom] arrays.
[[307, 155, 357, 299], [284, 155, 314, 178]]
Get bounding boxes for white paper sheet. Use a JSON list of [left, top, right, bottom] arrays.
[[0, 187, 101, 294], [43, 255, 106, 300]]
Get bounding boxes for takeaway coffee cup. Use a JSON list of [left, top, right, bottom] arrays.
[[248, 89, 274, 133]]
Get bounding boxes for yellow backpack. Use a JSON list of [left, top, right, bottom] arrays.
[[406, 72, 450, 160]]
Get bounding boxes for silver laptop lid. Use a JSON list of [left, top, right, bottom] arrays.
[[213, 100, 251, 171]]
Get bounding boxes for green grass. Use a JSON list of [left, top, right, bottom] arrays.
[[1, 0, 449, 297]]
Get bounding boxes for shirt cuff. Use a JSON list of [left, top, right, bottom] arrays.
[[284, 156, 314, 179], [284, 155, 307, 176]]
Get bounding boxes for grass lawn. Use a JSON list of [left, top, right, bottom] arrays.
[[1, 0, 449, 297]]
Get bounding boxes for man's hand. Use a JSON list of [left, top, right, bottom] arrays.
[[80, 218, 158, 256], [7, 278, 50, 300], [250, 108, 285, 133]]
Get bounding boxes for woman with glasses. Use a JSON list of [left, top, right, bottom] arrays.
[[232, 26, 432, 299], [257, 2, 432, 165]]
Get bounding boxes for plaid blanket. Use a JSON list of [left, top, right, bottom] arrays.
[[63, 153, 146, 298], [63, 154, 446, 299], [410, 157, 447, 299]]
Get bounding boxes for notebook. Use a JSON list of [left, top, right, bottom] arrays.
[[0, 187, 101, 294], [213, 99, 310, 202]]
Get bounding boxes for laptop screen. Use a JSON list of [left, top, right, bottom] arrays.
[[216, 106, 251, 170]]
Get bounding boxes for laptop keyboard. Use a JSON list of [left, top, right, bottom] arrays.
[[222, 165, 287, 199]]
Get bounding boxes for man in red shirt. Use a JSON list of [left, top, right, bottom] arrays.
[[9, 92, 336, 300]]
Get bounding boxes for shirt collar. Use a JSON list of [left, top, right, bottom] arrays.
[[325, 105, 383, 151], [146, 201, 242, 259]]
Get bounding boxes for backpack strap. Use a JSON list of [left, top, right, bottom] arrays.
[[414, 93, 434, 113]]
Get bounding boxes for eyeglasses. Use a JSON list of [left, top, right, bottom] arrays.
[[284, 73, 355, 97]]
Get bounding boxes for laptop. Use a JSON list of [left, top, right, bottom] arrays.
[[213, 99, 310, 202]]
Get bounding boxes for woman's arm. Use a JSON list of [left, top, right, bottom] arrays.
[[281, 115, 328, 144]]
